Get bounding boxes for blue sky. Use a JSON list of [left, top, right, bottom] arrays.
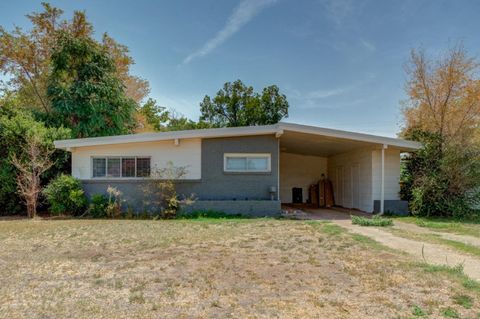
[[1, 0, 479, 136]]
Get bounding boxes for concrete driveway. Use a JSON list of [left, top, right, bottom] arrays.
[[300, 208, 480, 281]]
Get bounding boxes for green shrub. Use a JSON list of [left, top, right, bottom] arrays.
[[43, 174, 86, 215], [87, 194, 108, 218], [177, 210, 245, 219], [351, 215, 393, 227], [401, 130, 480, 219]]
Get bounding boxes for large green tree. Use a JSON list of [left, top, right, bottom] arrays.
[[47, 32, 136, 138], [200, 80, 289, 127], [0, 2, 149, 114]]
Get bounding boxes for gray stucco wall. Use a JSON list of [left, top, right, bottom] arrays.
[[81, 135, 280, 215]]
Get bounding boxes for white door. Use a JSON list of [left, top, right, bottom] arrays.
[[335, 166, 344, 206], [351, 164, 360, 209]]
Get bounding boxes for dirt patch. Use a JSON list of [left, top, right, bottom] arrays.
[[0, 219, 479, 318]]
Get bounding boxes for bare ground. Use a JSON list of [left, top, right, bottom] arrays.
[[0, 219, 479, 318]]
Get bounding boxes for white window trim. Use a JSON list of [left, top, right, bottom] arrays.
[[91, 156, 151, 179], [223, 153, 271, 173]]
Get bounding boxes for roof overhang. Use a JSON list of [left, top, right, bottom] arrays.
[[54, 122, 421, 152]]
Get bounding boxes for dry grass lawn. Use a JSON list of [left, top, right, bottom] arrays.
[[0, 218, 479, 318]]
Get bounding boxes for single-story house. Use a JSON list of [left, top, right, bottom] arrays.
[[54, 122, 421, 216]]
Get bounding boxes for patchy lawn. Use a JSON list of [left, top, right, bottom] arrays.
[[399, 216, 480, 238], [1, 219, 479, 318]]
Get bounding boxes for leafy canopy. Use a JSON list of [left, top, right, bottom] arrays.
[[200, 80, 289, 127], [47, 32, 137, 138], [0, 2, 149, 114]]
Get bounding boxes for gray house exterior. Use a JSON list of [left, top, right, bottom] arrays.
[[54, 122, 421, 216]]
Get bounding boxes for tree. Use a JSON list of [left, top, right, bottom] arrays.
[[401, 46, 480, 217], [0, 99, 70, 215], [137, 99, 212, 132], [402, 46, 480, 146], [136, 98, 170, 132], [11, 134, 55, 218], [47, 32, 137, 138], [0, 2, 149, 113], [200, 80, 289, 127]]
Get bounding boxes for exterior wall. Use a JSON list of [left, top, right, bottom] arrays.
[[71, 139, 201, 179], [327, 148, 373, 212], [279, 152, 327, 203], [197, 135, 279, 200], [181, 200, 281, 217], [79, 135, 281, 215], [327, 147, 402, 212], [372, 148, 401, 201]]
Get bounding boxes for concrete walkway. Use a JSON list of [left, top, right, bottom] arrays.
[[304, 208, 480, 280], [393, 221, 480, 248]]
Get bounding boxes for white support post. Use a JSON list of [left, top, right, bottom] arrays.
[[380, 144, 387, 214]]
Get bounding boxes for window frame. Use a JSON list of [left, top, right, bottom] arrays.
[[223, 153, 271, 173], [91, 156, 151, 179]]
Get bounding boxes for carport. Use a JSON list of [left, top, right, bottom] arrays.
[[276, 123, 421, 214]]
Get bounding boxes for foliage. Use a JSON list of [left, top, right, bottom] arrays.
[[200, 79, 289, 127], [136, 98, 170, 132], [136, 99, 213, 132], [401, 46, 480, 218], [401, 131, 479, 218], [401, 45, 480, 146], [142, 162, 195, 218], [0, 101, 70, 215], [47, 32, 137, 138], [0, 2, 149, 114], [87, 194, 109, 218], [43, 174, 87, 216], [177, 210, 246, 219], [351, 215, 393, 227]]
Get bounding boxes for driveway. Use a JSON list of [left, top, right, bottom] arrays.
[[304, 208, 480, 281]]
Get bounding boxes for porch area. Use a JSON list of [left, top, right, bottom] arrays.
[[277, 124, 416, 214]]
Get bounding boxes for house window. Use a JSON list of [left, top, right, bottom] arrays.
[[107, 158, 121, 177], [224, 153, 271, 173], [92, 158, 106, 178], [122, 158, 136, 177], [92, 157, 150, 178], [136, 158, 151, 177]]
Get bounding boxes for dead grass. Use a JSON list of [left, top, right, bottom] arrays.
[[399, 216, 480, 238], [0, 219, 479, 318]]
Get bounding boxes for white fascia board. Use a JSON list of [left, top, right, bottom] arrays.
[[277, 122, 422, 151], [54, 125, 281, 149], [54, 122, 422, 152]]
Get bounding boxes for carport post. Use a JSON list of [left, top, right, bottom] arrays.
[[380, 144, 387, 214]]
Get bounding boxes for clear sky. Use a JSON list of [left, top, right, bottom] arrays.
[[1, 0, 479, 137]]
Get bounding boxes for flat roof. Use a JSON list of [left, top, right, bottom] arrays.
[[54, 122, 422, 151]]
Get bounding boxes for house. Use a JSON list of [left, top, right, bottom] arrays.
[[54, 122, 421, 216]]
